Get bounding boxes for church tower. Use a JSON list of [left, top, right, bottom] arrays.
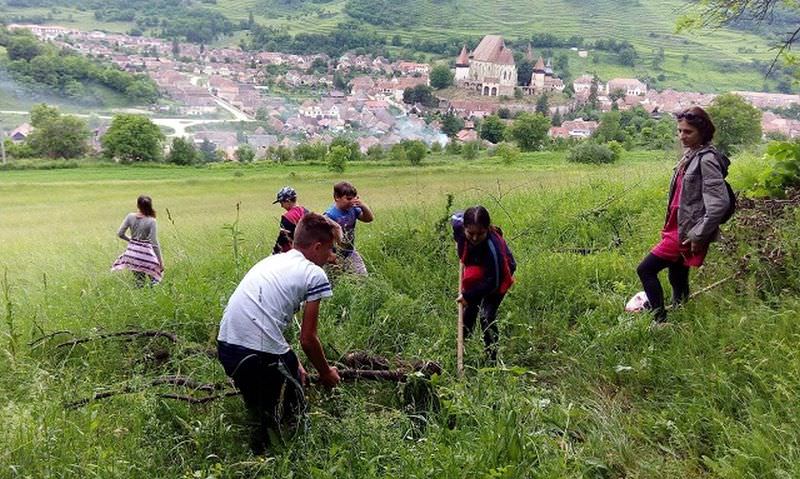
[[455, 45, 470, 82], [531, 56, 546, 91]]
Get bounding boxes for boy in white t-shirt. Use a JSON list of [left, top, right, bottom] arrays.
[[217, 213, 341, 453]]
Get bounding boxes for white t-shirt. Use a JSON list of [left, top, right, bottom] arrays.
[[217, 249, 332, 354]]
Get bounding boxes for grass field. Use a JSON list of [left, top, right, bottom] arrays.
[[2, 150, 800, 477]]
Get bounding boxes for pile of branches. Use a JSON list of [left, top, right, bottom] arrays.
[[47, 331, 443, 409], [719, 187, 800, 273]]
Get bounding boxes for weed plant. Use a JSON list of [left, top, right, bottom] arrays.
[[1, 151, 799, 477]]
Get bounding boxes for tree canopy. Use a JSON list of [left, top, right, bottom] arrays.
[[101, 114, 165, 163], [706, 92, 763, 155], [508, 113, 551, 151], [25, 104, 90, 159]]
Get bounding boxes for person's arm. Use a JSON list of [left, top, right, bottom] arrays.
[[117, 214, 131, 242], [687, 152, 730, 244], [353, 198, 374, 223], [299, 300, 340, 388], [462, 240, 501, 304]]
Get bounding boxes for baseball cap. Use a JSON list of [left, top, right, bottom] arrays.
[[272, 186, 297, 204]]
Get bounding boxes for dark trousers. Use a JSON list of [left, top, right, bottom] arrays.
[[463, 293, 504, 360], [217, 340, 305, 452], [636, 253, 690, 322]]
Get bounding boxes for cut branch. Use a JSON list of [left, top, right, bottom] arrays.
[[56, 330, 178, 349]]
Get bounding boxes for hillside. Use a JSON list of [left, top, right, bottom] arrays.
[[2, 153, 800, 476], [0, 0, 792, 92]]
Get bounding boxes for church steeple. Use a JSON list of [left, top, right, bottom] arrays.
[[456, 45, 470, 67]]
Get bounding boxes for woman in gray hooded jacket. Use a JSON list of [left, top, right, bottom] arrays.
[[636, 106, 732, 323]]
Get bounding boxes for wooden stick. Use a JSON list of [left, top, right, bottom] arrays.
[[457, 263, 464, 378], [56, 330, 178, 349]]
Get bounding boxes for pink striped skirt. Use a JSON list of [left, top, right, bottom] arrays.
[[112, 239, 163, 283]]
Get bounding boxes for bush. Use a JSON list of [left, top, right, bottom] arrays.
[[430, 141, 443, 153], [445, 140, 461, 155], [389, 143, 407, 163], [401, 139, 427, 166], [462, 140, 480, 160], [567, 141, 618, 164], [366, 144, 384, 161], [326, 145, 348, 172], [295, 142, 327, 162], [494, 142, 521, 165], [234, 144, 255, 163]]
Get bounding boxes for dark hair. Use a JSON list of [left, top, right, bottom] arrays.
[[333, 181, 357, 198], [294, 212, 340, 248], [137, 195, 156, 218], [676, 106, 715, 145], [463, 205, 491, 229]]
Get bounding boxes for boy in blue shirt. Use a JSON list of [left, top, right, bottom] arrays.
[[324, 181, 374, 275]]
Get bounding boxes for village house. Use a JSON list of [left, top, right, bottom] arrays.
[[396, 61, 430, 75], [731, 91, 800, 109], [560, 119, 599, 138], [9, 123, 32, 143], [573, 74, 595, 94], [208, 76, 239, 102], [448, 100, 496, 119], [606, 78, 648, 96], [762, 111, 800, 139], [527, 57, 565, 94]]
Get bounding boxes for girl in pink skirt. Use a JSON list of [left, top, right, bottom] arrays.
[[112, 195, 164, 286]]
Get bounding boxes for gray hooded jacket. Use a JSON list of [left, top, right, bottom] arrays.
[[667, 144, 731, 244]]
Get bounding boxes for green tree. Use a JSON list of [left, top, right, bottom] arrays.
[[594, 110, 627, 144], [706, 92, 763, 155], [326, 145, 349, 172], [26, 108, 90, 159], [389, 143, 407, 162], [403, 85, 436, 107], [508, 113, 551, 151], [235, 144, 256, 163], [198, 139, 218, 163], [101, 114, 165, 163], [429, 64, 454, 90], [480, 115, 506, 144], [535, 94, 549, 115], [401, 139, 427, 165], [7, 35, 41, 61], [166, 137, 198, 165], [366, 144, 384, 160], [330, 137, 362, 162], [552, 110, 563, 127], [440, 113, 465, 137]]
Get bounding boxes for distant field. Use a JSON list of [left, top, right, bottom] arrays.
[[0, 0, 786, 92]]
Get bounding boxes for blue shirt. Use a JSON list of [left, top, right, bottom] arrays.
[[324, 205, 362, 253]]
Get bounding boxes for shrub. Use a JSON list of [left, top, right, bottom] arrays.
[[462, 140, 480, 160], [401, 139, 427, 166], [366, 144, 384, 161], [326, 145, 349, 172], [495, 142, 521, 165], [567, 141, 618, 164], [445, 140, 462, 155], [389, 143, 407, 163]]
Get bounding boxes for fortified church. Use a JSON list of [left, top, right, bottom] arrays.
[[455, 35, 564, 97]]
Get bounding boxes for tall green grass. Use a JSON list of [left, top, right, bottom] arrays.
[[2, 151, 799, 477]]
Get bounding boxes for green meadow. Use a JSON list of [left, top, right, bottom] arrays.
[[2, 151, 800, 477]]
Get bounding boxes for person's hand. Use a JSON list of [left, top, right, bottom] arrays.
[[319, 366, 340, 388], [456, 294, 467, 306], [351, 196, 363, 208], [682, 239, 702, 255], [298, 363, 308, 387]]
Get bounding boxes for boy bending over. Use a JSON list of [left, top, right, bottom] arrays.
[[217, 213, 341, 453]]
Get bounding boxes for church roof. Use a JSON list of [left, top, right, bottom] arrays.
[[533, 56, 546, 72], [471, 35, 515, 65], [456, 45, 470, 66]]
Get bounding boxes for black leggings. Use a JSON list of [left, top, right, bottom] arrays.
[[463, 293, 504, 360], [636, 253, 690, 321]]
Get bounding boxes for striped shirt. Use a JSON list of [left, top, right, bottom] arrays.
[[217, 249, 332, 354]]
